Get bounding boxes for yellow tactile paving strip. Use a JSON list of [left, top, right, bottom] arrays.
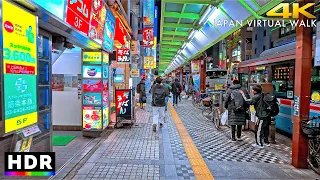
[[168, 103, 214, 180]]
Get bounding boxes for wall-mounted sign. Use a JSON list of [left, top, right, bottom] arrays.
[[65, 0, 92, 35], [116, 48, 131, 63], [103, 52, 109, 64], [103, 65, 109, 78], [82, 79, 102, 92], [131, 41, 138, 55], [255, 66, 266, 71], [82, 52, 102, 64], [114, 18, 127, 48], [144, 56, 154, 69], [143, 28, 154, 47], [103, 9, 116, 51], [115, 89, 132, 118], [143, 0, 154, 26], [191, 60, 200, 73], [31, 0, 66, 20], [83, 92, 102, 105], [114, 74, 125, 83], [89, 0, 106, 44], [131, 69, 139, 77], [83, 106, 102, 130], [83, 66, 102, 78], [2, 0, 38, 133], [52, 74, 65, 91]]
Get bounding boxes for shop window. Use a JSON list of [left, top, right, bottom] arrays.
[[272, 64, 294, 99], [250, 70, 269, 84]]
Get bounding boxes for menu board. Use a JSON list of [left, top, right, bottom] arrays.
[[83, 106, 102, 129], [83, 66, 102, 78], [89, 0, 107, 44], [65, 0, 92, 35]]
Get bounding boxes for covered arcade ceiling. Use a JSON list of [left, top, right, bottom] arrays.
[[158, 0, 284, 74]]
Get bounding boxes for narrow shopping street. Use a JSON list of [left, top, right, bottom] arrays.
[[51, 99, 320, 180]]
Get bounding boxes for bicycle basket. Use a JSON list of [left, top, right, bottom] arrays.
[[301, 120, 320, 136], [202, 97, 212, 107]]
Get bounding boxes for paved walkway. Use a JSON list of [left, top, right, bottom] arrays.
[[60, 99, 320, 180]]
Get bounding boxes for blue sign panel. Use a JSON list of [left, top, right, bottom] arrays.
[[143, 0, 154, 26], [31, 0, 66, 20], [103, 10, 116, 51]]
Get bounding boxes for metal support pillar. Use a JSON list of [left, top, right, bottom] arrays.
[[200, 56, 206, 92], [292, 0, 314, 168]]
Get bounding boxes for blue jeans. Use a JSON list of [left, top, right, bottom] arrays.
[[165, 97, 169, 110]]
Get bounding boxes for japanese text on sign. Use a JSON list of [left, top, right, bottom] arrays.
[[116, 48, 130, 63], [117, 92, 129, 115]]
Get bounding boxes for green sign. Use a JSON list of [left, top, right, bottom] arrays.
[[4, 74, 37, 120]]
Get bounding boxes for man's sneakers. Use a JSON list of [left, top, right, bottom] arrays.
[[264, 142, 271, 147], [228, 138, 237, 143], [252, 143, 264, 148], [236, 137, 244, 141], [152, 124, 156, 132]]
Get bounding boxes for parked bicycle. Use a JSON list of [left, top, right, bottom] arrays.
[[301, 116, 320, 174], [191, 91, 208, 109], [201, 91, 224, 130]]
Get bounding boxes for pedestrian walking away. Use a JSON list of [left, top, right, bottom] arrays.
[[224, 80, 250, 142], [151, 77, 169, 132], [162, 79, 172, 111], [136, 79, 147, 109], [171, 79, 182, 107]]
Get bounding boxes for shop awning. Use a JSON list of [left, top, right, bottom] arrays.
[[159, 0, 284, 74]]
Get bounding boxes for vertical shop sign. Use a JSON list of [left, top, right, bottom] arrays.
[[131, 69, 139, 77], [143, 0, 154, 26], [114, 18, 127, 47], [152, 6, 158, 68], [82, 52, 102, 64], [116, 48, 131, 63], [144, 56, 154, 69], [2, 0, 38, 133], [102, 52, 109, 64], [89, 0, 106, 44], [143, 28, 154, 47], [65, 0, 92, 36], [103, 10, 116, 51], [115, 89, 132, 118], [131, 41, 138, 55]]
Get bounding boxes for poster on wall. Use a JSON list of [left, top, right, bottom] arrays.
[[52, 74, 64, 91], [115, 89, 132, 118], [143, 28, 154, 47], [103, 10, 116, 51], [4, 74, 38, 133], [191, 61, 200, 73], [143, 0, 154, 26], [72, 76, 78, 88], [83, 52, 102, 64], [82, 79, 102, 92], [83, 92, 102, 105], [89, 0, 106, 45], [65, 0, 92, 35], [83, 66, 102, 78], [192, 74, 200, 91], [116, 48, 131, 63], [64, 75, 72, 88], [83, 106, 102, 130]]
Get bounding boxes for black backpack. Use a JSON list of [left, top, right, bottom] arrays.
[[153, 85, 166, 106], [262, 93, 279, 117], [230, 89, 245, 111]]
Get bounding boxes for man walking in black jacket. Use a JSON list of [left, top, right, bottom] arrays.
[[171, 79, 182, 107]]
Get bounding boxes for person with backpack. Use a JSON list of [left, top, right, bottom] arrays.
[[240, 85, 279, 148], [136, 79, 146, 109], [171, 79, 182, 107], [162, 79, 172, 111], [224, 80, 250, 142], [151, 77, 169, 132]]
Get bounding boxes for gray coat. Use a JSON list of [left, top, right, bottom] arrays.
[[224, 84, 250, 126]]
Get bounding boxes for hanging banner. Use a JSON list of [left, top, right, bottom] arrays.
[[114, 18, 128, 48], [115, 89, 132, 118], [89, 0, 107, 45], [130, 41, 138, 55], [191, 60, 200, 73], [103, 9, 116, 51], [152, 6, 158, 68], [65, 0, 92, 35], [2, 0, 38, 133], [143, 28, 154, 47], [192, 74, 200, 91], [82, 52, 102, 64], [116, 48, 131, 63], [143, 0, 154, 26], [144, 56, 154, 69], [131, 69, 140, 77]]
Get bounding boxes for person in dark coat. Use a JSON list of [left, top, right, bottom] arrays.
[[224, 80, 250, 141], [137, 79, 146, 109]]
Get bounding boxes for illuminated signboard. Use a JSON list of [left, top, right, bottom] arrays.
[[65, 0, 92, 36], [82, 51, 102, 64], [103, 52, 109, 64], [83, 92, 102, 105], [103, 10, 116, 51], [83, 106, 102, 130], [131, 69, 139, 77], [89, 0, 106, 45], [82, 79, 102, 92], [115, 89, 132, 118], [83, 66, 102, 78], [31, 0, 66, 20], [144, 56, 154, 69], [143, 28, 154, 47], [116, 48, 131, 63], [114, 18, 127, 48], [143, 0, 154, 26], [2, 0, 38, 133]]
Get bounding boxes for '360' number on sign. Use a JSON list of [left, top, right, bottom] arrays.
[[3, 48, 35, 63]]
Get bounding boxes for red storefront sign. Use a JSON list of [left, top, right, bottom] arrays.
[[65, 0, 92, 35], [6, 64, 35, 74], [114, 18, 127, 46], [116, 48, 130, 63], [89, 0, 106, 44], [115, 89, 132, 118], [142, 28, 154, 47]]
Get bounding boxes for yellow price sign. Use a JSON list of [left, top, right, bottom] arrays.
[[2, 0, 37, 75], [5, 112, 38, 133]]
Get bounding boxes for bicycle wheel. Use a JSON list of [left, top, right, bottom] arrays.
[[213, 108, 221, 130], [202, 106, 213, 121], [308, 137, 320, 174]]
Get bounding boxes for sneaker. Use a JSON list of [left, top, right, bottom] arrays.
[[264, 143, 270, 147], [152, 124, 156, 132], [228, 139, 237, 143], [160, 123, 163, 128], [252, 144, 264, 148], [236, 137, 244, 141]]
